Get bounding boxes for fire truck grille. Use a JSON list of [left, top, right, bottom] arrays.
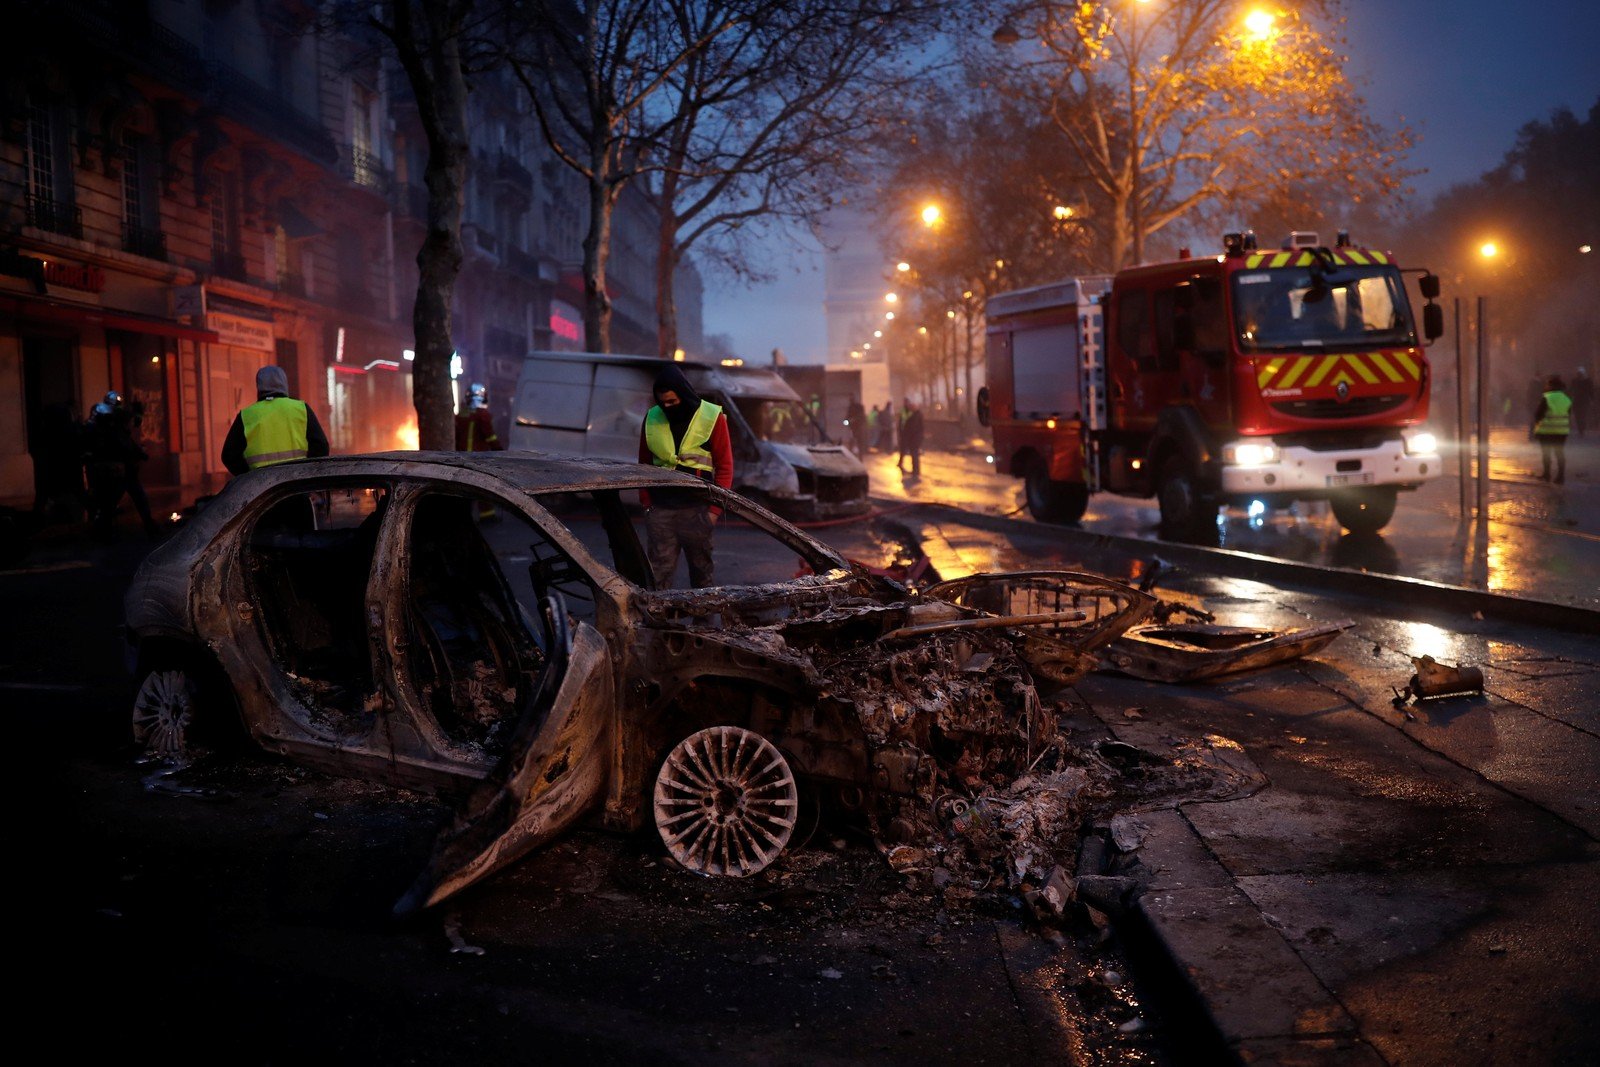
[[1277, 429, 1399, 452], [1270, 394, 1408, 420]]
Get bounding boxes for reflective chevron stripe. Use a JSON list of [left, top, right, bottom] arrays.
[[1244, 249, 1392, 269], [1256, 350, 1423, 392]]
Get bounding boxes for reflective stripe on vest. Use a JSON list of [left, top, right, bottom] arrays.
[[645, 400, 722, 474], [1535, 391, 1572, 436], [241, 398, 310, 469]]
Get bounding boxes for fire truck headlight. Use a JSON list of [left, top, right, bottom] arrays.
[[1404, 431, 1438, 456], [1224, 442, 1279, 468]]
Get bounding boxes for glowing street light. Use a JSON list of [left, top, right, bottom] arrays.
[[885, 311, 895, 320], [1052, 205, 1074, 220], [1244, 9, 1275, 40], [1479, 241, 1499, 259], [920, 204, 942, 227], [896, 261, 911, 272], [1581, 245, 1593, 254], [885, 292, 899, 303], [873, 330, 882, 338]]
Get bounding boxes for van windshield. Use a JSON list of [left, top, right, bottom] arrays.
[[733, 397, 826, 445], [1232, 264, 1416, 351]]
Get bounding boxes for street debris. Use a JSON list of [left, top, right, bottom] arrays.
[[1102, 617, 1355, 682], [1391, 654, 1485, 705], [443, 914, 485, 956], [1108, 814, 1148, 852]]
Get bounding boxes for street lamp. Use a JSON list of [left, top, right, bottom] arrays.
[[1480, 241, 1499, 259], [1244, 9, 1275, 40], [921, 204, 942, 227], [896, 261, 911, 272]]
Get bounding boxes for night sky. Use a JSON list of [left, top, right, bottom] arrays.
[[702, 0, 1600, 363]]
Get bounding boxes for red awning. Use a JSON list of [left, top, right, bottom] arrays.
[[0, 292, 220, 343]]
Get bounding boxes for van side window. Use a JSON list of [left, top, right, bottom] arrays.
[[1116, 290, 1154, 372]]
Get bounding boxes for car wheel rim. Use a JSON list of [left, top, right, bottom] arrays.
[[132, 669, 194, 760], [654, 725, 797, 877]]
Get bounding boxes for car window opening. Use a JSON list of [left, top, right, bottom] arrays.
[[406, 492, 548, 752], [246, 485, 388, 717]]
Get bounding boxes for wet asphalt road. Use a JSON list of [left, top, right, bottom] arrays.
[[862, 428, 1600, 612]]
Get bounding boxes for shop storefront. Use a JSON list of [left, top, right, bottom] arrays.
[[1, 248, 217, 505]]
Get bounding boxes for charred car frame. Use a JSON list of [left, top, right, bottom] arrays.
[[125, 452, 1156, 911]]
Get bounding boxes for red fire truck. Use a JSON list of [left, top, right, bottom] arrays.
[[978, 231, 1444, 538]]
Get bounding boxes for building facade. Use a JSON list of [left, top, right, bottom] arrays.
[[1, 0, 699, 508]]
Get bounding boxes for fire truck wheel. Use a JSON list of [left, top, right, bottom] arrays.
[[1156, 456, 1215, 541], [1024, 461, 1089, 524], [1330, 487, 1398, 535]]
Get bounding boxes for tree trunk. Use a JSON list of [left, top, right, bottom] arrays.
[[655, 211, 679, 359], [409, 8, 470, 452], [582, 164, 613, 353]]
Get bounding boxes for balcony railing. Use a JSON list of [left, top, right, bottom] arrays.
[[25, 194, 83, 239], [345, 146, 392, 193], [122, 221, 167, 261]]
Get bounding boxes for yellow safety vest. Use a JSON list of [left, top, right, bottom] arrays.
[[645, 400, 722, 474], [241, 397, 311, 469], [1535, 391, 1572, 436]]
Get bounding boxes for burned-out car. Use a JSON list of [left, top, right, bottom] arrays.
[[125, 452, 1156, 912]]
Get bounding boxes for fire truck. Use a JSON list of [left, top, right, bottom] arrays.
[[978, 231, 1445, 538]]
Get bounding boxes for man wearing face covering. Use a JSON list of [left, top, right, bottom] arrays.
[[221, 365, 330, 475], [637, 365, 734, 588]]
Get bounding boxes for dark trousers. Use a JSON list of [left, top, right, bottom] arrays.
[[1536, 434, 1567, 483], [646, 506, 716, 589]]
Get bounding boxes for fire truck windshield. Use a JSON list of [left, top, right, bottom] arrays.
[[1232, 265, 1415, 351]]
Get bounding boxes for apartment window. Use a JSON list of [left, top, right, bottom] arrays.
[[121, 131, 166, 260], [24, 94, 79, 237], [351, 83, 381, 188], [26, 97, 55, 201], [208, 175, 244, 278]]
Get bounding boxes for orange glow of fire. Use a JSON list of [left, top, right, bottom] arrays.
[[395, 417, 420, 450]]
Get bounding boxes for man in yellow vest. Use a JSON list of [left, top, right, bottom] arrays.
[[1530, 373, 1573, 485], [637, 365, 733, 588], [221, 365, 329, 476]]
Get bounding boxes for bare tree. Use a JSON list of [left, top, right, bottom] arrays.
[[503, 0, 741, 353], [994, 0, 1413, 270], [641, 0, 948, 359], [367, 0, 479, 449]]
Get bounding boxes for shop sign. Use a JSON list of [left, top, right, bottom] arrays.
[[44, 260, 106, 292], [550, 300, 582, 343], [209, 311, 275, 351], [0, 249, 105, 293]]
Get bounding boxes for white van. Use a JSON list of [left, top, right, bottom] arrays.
[[509, 352, 869, 519]]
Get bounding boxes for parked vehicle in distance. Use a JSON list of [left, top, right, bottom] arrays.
[[980, 231, 1445, 538], [509, 352, 869, 520]]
